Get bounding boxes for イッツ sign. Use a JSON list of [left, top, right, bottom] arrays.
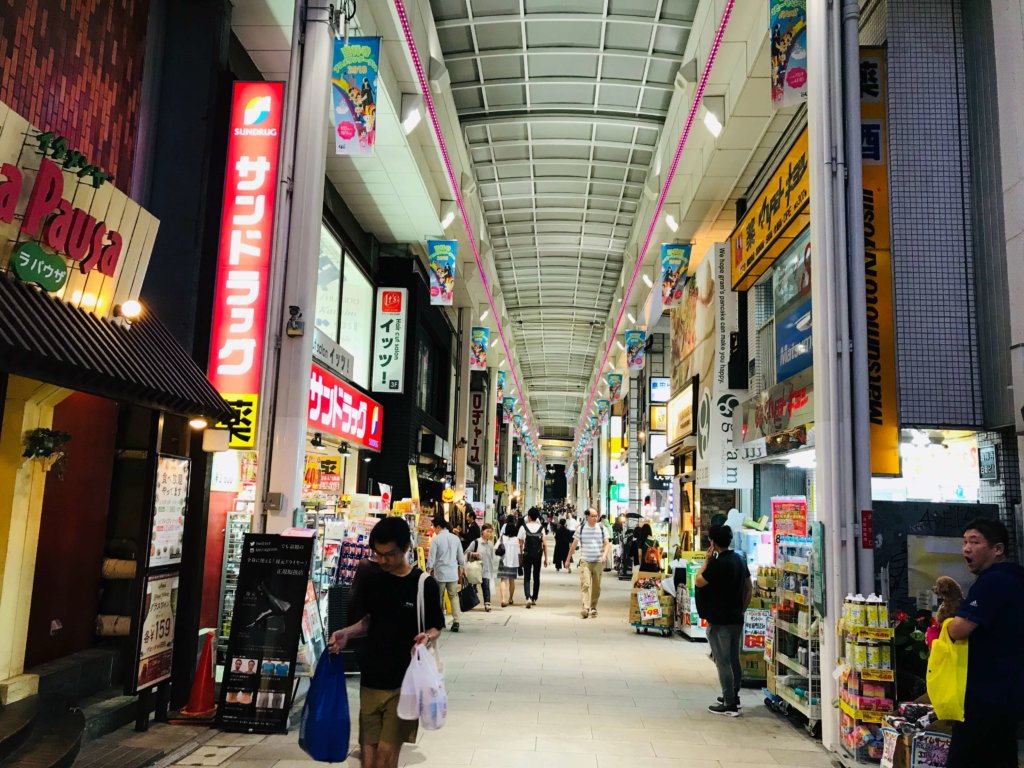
[[468, 391, 486, 466], [308, 363, 383, 451], [372, 287, 408, 393], [208, 82, 285, 449]]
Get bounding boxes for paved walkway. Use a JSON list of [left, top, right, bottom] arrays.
[[118, 565, 834, 768]]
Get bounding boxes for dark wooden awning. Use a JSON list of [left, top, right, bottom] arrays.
[[0, 273, 232, 422]]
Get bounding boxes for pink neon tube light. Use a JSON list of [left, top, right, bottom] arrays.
[[574, 0, 736, 457], [394, 0, 541, 463]]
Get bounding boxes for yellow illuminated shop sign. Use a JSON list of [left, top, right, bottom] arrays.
[[731, 128, 810, 290]]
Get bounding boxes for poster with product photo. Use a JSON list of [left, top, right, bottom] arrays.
[[427, 239, 457, 305], [331, 36, 380, 156], [150, 456, 190, 568], [134, 572, 179, 691], [217, 534, 314, 733], [769, 0, 807, 108]]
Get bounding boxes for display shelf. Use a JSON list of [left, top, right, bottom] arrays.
[[839, 698, 891, 724], [781, 589, 809, 606], [776, 651, 809, 677], [846, 625, 893, 640], [782, 562, 809, 575], [859, 668, 895, 683], [776, 684, 820, 719], [775, 618, 809, 640]]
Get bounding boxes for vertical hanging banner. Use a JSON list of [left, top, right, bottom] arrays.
[[427, 239, 457, 305], [860, 47, 900, 476], [513, 415, 524, 436], [769, 0, 807, 108], [468, 392, 485, 466], [209, 81, 285, 449], [469, 327, 489, 370], [607, 372, 624, 402], [597, 399, 610, 424], [661, 244, 691, 308], [625, 330, 647, 371], [331, 36, 380, 156], [496, 370, 506, 402], [371, 287, 408, 393], [502, 396, 516, 424]]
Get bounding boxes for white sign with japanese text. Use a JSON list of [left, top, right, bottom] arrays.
[[371, 287, 407, 393], [150, 456, 190, 568], [469, 391, 486, 466]]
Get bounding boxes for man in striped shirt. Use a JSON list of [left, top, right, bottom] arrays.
[[566, 508, 611, 618]]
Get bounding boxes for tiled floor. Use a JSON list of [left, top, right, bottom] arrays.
[[163, 567, 831, 767]]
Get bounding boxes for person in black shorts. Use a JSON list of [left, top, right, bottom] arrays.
[[329, 518, 445, 768]]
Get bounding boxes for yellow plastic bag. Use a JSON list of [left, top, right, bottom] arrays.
[[926, 619, 968, 721]]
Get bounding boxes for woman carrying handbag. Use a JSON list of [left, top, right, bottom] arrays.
[[496, 519, 520, 607], [464, 523, 496, 611]]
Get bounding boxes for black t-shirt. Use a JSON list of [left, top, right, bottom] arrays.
[[955, 561, 1024, 715], [350, 566, 445, 690], [694, 550, 747, 626]]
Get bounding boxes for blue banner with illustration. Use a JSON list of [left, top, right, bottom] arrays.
[[469, 327, 489, 370], [597, 399, 610, 424], [661, 244, 691, 308], [513, 415, 524, 435], [625, 330, 646, 371], [606, 372, 624, 402], [588, 415, 598, 433], [496, 370, 506, 402], [427, 239, 457, 305], [331, 36, 380, 156], [502, 396, 516, 425], [770, 0, 807, 108], [773, 226, 813, 380]]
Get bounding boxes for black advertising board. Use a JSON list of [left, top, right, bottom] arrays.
[[217, 534, 314, 733]]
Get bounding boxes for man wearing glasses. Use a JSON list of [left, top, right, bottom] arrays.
[[329, 517, 444, 768], [565, 508, 611, 618]]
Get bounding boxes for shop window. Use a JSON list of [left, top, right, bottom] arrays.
[[753, 280, 776, 393], [315, 225, 342, 341], [339, 253, 374, 389]]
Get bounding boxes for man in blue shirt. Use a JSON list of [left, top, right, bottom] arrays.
[[945, 518, 1024, 767]]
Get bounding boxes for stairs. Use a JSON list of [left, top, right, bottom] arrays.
[[0, 648, 143, 768]]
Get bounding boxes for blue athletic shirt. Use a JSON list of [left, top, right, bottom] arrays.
[[954, 561, 1024, 715]]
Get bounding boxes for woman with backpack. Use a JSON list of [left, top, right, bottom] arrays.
[[636, 524, 663, 573], [496, 519, 520, 607], [518, 508, 548, 607]]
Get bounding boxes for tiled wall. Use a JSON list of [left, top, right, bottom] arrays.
[[887, 0, 983, 426], [0, 0, 150, 190]]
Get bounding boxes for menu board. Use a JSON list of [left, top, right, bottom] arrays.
[[151, 456, 190, 568], [136, 572, 179, 690], [217, 535, 314, 733]]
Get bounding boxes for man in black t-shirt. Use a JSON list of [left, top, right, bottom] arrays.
[[695, 524, 752, 717], [329, 517, 445, 768]]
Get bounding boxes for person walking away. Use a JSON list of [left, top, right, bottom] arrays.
[[637, 524, 663, 573], [945, 519, 1024, 768], [496, 519, 521, 607], [426, 516, 466, 632], [518, 508, 548, 607], [329, 517, 444, 768], [565, 508, 611, 618], [553, 520, 572, 571], [465, 523, 496, 612], [695, 524, 752, 717]]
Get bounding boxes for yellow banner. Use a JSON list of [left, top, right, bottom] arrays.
[[861, 47, 900, 476], [408, 463, 420, 502], [214, 393, 258, 449], [731, 128, 810, 290]]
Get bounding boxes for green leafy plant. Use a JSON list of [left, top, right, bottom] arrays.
[[22, 428, 71, 477], [893, 608, 935, 701]]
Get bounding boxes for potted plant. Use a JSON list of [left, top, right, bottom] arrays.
[[22, 428, 71, 477]]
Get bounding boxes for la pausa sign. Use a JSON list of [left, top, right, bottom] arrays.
[[1, 157, 125, 280]]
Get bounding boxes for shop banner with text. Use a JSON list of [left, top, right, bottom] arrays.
[[626, 330, 646, 371], [372, 287, 407, 393], [496, 370, 506, 402], [331, 36, 380, 156], [469, 326, 489, 370], [209, 81, 285, 449], [861, 47, 900, 476], [427, 239, 456, 305], [771, 496, 808, 559], [217, 535, 313, 733], [607, 372, 623, 402], [661, 243, 691, 308], [309, 363, 383, 451], [769, 0, 807, 108], [469, 391, 486, 465]]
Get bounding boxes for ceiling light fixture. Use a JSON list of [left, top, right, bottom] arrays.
[[665, 213, 679, 232], [642, 273, 653, 289], [702, 96, 726, 138], [479, 309, 489, 322], [616, 340, 625, 351], [189, 417, 208, 430], [490, 337, 498, 348], [395, 0, 541, 462], [572, 0, 736, 456], [627, 312, 636, 325], [439, 199, 457, 230], [401, 92, 424, 134]]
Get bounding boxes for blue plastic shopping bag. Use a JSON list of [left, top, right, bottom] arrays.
[[299, 651, 350, 762]]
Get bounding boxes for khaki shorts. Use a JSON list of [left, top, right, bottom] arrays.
[[359, 686, 418, 747]]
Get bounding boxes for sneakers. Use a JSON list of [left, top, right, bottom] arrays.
[[485, 603, 492, 612], [717, 696, 742, 710], [708, 702, 740, 717], [580, 609, 589, 618], [526, 599, 534, 609], [450, 622, 460, 633], [589, 609, 597, 618]]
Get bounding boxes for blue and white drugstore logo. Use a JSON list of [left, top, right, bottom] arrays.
[[234, 95, 278, 136]]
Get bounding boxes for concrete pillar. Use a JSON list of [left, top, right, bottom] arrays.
[[453, 310, 472, 495]]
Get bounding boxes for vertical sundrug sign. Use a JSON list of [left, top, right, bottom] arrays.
[[209, 82, 285, 448]]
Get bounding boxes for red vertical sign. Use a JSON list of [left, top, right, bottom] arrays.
[[208, 81, 285, 448]]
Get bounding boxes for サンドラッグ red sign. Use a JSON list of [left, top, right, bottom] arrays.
[[308, 363, 383, 451]]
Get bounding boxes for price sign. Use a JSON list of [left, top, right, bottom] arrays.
[[636, 588, 663, 620], [136, 572, 179, 690], [743, 608, 770, 650]]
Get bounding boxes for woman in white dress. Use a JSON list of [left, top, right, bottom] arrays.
[[496, 519, 520, 607]]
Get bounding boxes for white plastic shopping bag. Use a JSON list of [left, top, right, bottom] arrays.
[[396, 572, 448, 729]]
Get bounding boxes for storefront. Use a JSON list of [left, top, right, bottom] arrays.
[[0, 100, 231, 707]]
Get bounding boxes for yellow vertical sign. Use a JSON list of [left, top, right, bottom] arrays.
[[861, 47, 900, 476]]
